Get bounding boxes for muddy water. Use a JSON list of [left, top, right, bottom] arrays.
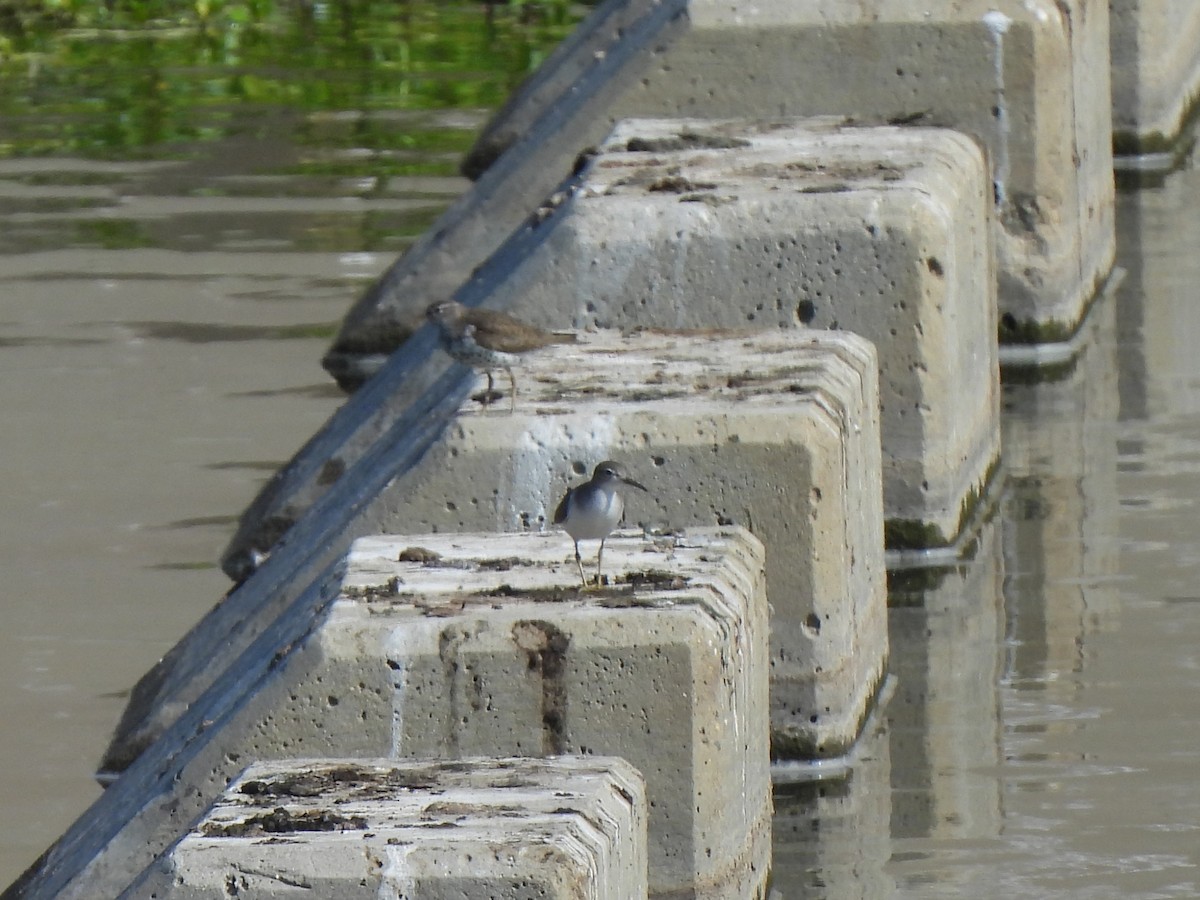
[[3, 25, 1200, 900], [0, 152, 452, 880], [0, 105, 478, 887], [0, 4, 580, 884]]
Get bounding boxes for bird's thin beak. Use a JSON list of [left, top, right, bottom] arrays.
[[622, 477, 648, 492]]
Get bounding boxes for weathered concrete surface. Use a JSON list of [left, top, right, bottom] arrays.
[[99, 328, 883, 789], [222, 117, 994, 598], [124, 757, 648, 899], [490, 117, 1000, 548], [571, 0, 1116, 342], [8, 529, 768, 900], [332, 530, 771, 899], [1110, 0, 1200, 155], [325, 329, 887, 758], [326, 0, 1114, 384]]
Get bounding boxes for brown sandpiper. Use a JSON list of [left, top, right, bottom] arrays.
[[425, 299, 575, 410], [553, 460, 648, 587]]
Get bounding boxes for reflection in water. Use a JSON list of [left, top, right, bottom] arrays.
[[772, 724, 893, 897], [771, 146, 1200, 895], [1002, 285, 1122, 688], [889, 519, 1005, 844], [772, 517, 1005, 898]]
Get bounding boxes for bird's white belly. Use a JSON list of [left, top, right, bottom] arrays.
[[566, 492, 624, 541]]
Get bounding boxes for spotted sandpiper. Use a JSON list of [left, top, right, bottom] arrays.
[[553, 460, 648, 587], [425, 300, 575, 410]]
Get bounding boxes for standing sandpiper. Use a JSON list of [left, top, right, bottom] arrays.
[[553, 460, 648, 587], [425, 299, 574, 409]]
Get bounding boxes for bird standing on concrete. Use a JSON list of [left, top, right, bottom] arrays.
[[553, 461, 648, 587], [425, 299, 574, 410]]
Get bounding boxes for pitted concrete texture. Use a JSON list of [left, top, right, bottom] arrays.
[[125, 757, 648, 899], [1110, 0, 1200, 150], [23, 530, 766, 900], [366, 330, 887, 758], [96, 327, 883, 812], [324, 0, 1114, 384], [485, 117, 999, 547], [608, 0, 1115, 340], [325, 529, 771, 899]]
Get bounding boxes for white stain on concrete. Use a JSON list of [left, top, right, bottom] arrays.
[[983, 10, 1013, 208]]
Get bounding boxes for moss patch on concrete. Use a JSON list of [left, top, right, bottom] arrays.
[[769, 659, 888, 762], [997, 312, 1074, 345], [998, 257, 1114, 348], [1113, 84, 1200, 160], [884, 517, 949, 551], [884, 453, 1001, 551]]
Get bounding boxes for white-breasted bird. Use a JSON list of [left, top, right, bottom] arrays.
[[425, 299, 574, 410], [553, 460, 647, 586]]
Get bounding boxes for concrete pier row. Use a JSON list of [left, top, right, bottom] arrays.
[[93, 329, 883, 786], [1110, 0, 1200, 161], [482, 117, 1001, 550], [6, 529, 769, 900], [369, 329, 887, 758], [125, 756, 649, 899], [324, 0, 1115, 388], [214, 117, 998, 595]]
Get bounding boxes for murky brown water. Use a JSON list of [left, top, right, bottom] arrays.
[[3, 38, 1200, 900], [0, 140, 467, 882]]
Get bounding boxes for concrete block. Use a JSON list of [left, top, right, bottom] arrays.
[[367, 329, 887, 758], [1110, 0, 1200, 156], [330, 529, 771, 898], [27, 529, 768, 900], [487, 117, 1000, 549], [98, 330, 882, 791], [324, 0, 1114, 382], [595, 0, 1117, 341], [123, 329, 884, 767], [125, 757, 648, 899]]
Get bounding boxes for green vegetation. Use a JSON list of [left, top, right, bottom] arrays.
[[0, 0, 589, 253], [73, 216, 155, 248], [0, 0, 587, 165]]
